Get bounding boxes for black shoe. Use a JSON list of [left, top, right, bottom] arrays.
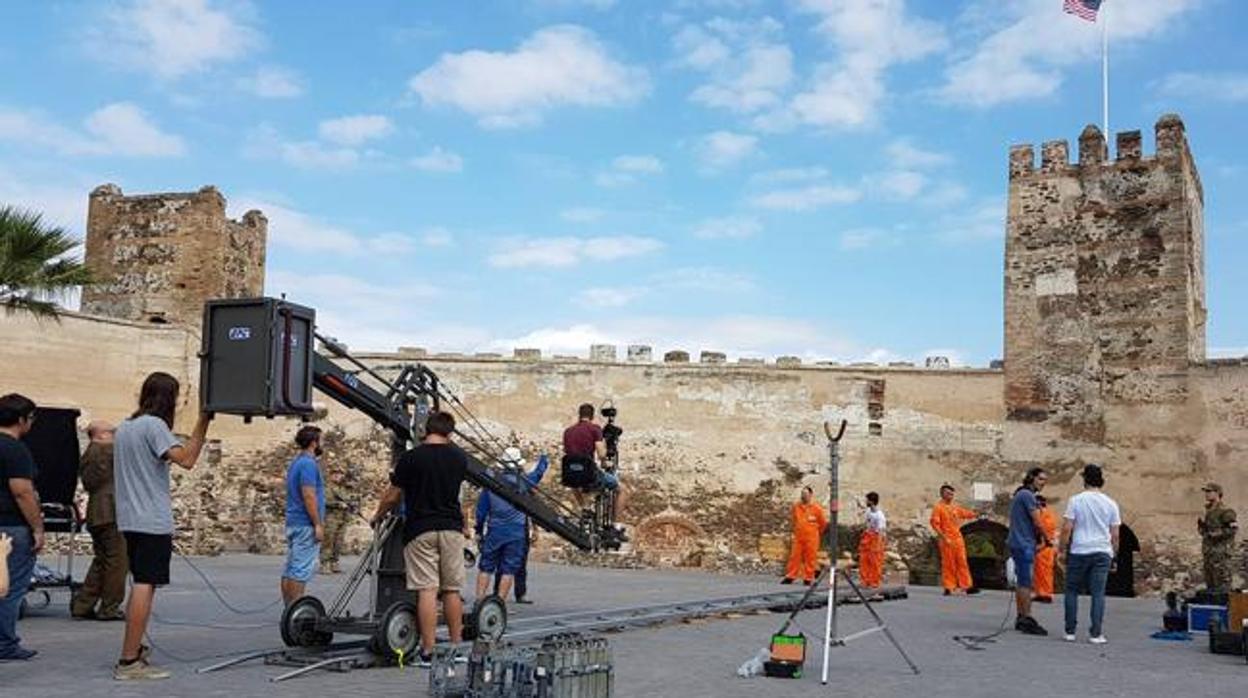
[[780, 577, 794, 585], [1016, 616, 1048, 636], [943, 589, 951, 596], [0, 647, 37, 661], [515, 597, 534, 604], [414, 650, 434, 668], [966, 587, 981, 595]]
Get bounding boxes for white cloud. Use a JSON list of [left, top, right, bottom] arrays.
[[0, 103, 184, 157], [662, 266, 755, 293], [674, 17, 794, 114], [560, 207, 606, 223], [229, 197, 420, 255], [535, 0, 617, 9], [872, 169, 927, 200], [1156, 72, 1248, 102], [611, 154, 664, 173], [757, 0, 947, 130], [696, 130, 758, 170], [318, 115, 394, 146], [838, 227, 896, 251], [411, 146, 464, 173], [749, 183, 861, 211], [408, 25, 649, 128], [933, 199, 1004, 243], [940, 0, 1200, 107], [692, 215, 761, 240], [237, 65, 304, 98], [84, 103, 186, 156], [577, 287, 646, 309], [279, 140, 360, 170], [595, 154, 664, 186], [886, 138, 951, 169], [421, 227, 454, 247], [0, 166, 95, 235], [485, 314, 855, 360], [88, 0, 263, 80], [487, 235, 663, 268], [750, 166, 829, 183]]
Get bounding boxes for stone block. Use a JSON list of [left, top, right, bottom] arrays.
[[590, 344, 617, 362], [627, 344, 653, 362], [700, 351, 727, 365], [514, 348, 541, 361], [663, 350, 689, 363], [776, 356, 802, 368]]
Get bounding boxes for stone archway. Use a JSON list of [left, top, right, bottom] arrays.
[[636, 512, 708, 566], [961, 520, 1010, 590]]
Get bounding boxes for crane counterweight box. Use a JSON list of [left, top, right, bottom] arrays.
[[200, 297, 316, 417]]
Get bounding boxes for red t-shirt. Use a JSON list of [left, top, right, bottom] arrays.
[[563, 421, 602, 458]]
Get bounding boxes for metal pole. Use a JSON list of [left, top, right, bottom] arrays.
[[819, 420, 846, 685], [1102, 0, 1109, 138]]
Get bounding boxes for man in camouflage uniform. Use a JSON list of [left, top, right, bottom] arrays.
[[319, 463, 360, 574], [1197, 483, 1238, 592]]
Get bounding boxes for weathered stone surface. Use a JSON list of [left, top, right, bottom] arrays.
[[699, 351, 726, 365], [664, 350, 689, 363], [80, 185, 265, 326], [514, 348, 541, 360], [627, 345, 652, 362], [590, 344, 617, 362]]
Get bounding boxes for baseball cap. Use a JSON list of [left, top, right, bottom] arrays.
[[1202, 483, 1223, 495], [499, 446, 525, 468]]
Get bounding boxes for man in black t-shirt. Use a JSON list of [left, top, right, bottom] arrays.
[[371, 411, 469, 664], [0, 393, 43, 661]]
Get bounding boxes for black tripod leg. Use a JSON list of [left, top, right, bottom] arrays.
[[843, 574, 921, 675], [776, 562, 832, 636]]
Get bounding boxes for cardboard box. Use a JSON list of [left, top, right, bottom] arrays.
[[1228, 592, 1248, 631]]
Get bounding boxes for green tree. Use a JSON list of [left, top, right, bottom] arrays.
[[0, 205, 93, 318]]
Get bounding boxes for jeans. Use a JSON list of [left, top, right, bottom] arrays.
[[0, 526, 36, 656], [1064, 552, 1112, 636]]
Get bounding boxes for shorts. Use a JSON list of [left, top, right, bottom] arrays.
[[596, 470, 619, 491], [404, 530, 466, 593], [123, 531, 173, 586], [1009, 544, 1035, 589], [283, 525, 320, 582], [478, 535, 526, 576]]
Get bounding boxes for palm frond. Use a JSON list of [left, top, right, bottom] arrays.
[[0, 204, 94, 321]]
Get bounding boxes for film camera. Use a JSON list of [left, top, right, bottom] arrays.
[[601, 402, 622, 461]]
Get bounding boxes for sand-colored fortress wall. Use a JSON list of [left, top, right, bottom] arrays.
[[1, 117, 1244, 592]]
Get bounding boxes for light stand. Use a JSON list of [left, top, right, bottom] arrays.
[[818, 420, 920, 684]]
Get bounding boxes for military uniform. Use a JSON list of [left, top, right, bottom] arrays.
[[320, 467, 359, 574], [71, 443, 128, 619], [1199, 483, 1238, 592]]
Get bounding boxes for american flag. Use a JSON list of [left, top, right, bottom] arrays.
[[1063, 0, 1102, 22]]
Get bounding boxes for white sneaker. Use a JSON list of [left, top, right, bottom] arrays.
[[1089, 636, 1107, 645], [1063, 634, 1076, 642]]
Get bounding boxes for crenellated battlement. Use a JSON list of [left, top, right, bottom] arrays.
[[1007, 114, 1195, 182]]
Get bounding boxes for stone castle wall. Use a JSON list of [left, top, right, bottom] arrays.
[[2, 114, 1245, 593], [80, 185, 266, 326]]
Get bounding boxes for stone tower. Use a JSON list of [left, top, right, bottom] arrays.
[[80, 185, 267, 326], [1003, 114, 1205, 446]]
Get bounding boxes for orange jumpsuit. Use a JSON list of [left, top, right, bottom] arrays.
[[785, 502, 828, 582], [930, 501, 977, 591], [1033, 507, 1059, 598], [858, 511, 886, 588]]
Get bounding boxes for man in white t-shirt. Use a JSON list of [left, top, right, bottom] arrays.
[[858, 492, 887, 589], [1059, 464, 1120, 645]]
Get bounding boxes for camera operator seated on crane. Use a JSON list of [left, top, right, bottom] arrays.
[[561, 403, 629, 533]]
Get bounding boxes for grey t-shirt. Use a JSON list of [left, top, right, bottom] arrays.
[[114, 414, 181, 535]]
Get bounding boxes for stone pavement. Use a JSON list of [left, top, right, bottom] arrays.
[[5, 555, 1245, 697]]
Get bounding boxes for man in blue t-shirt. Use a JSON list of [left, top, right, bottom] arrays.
[[281, 426, 326, 606], [1008, 467, 1053, 636], [474, 448, 548, 605]]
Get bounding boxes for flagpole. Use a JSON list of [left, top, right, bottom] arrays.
[[1101, 0, 1109, 137]]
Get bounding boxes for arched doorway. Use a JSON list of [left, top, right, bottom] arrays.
[[1106, 524, 1139, 597], [961, 520, 1010, 590]]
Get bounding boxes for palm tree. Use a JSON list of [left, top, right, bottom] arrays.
[[0, 204, 93, 318]]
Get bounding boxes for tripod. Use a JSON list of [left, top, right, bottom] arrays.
[[815, 420, 919, 682]]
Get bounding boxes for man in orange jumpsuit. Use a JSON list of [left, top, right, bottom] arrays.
[[930, 484, 979, 595], [1032, 495, 1059, 603], [782, 485, 828, 585]]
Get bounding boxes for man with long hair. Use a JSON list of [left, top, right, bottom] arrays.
[[1009, 467, 1052, 636], [0, 393, 42, 661], [112, 372, 212, 681]]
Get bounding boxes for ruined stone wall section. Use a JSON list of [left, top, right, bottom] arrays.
[[80, 185, 266, 327], [1004, 115, 1205, 442]]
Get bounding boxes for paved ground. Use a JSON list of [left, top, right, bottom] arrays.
[[6, 554, 1246, 696]]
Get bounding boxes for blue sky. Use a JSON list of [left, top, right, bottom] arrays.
[[2, 0, 1245, 364]]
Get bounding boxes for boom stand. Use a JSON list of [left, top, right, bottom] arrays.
[[818, 420, 920, 684]]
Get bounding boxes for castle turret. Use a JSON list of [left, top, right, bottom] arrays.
[[80, 185, 267, 326]]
